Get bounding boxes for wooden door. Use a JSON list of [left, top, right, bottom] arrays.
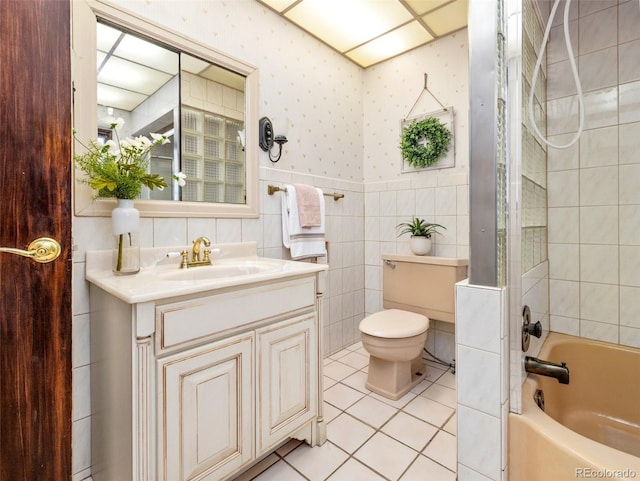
[[0, 1, 72, 480]]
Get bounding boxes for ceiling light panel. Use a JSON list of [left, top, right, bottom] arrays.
[[421, 0, 468, 36], [404, 0, 451, 16], [114, 35, 178, 75], [97, 83, 147, 111], [98, 56, 173, 96], [96, 22, 122, 52], [346, 21, 433, 67], [285, 0, 413, 52]]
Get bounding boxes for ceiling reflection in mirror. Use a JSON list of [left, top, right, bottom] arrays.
[[96, 20, 246, 204]]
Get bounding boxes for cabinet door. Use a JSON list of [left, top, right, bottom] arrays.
[[257, 314, 317, 454], [157, 333, 254, 481]]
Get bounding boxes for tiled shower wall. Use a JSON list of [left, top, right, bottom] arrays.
[[546, 0, 640, 347]]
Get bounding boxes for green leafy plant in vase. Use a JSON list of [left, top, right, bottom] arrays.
[[73, 117, 183, 274], [397, 216, 446, 255]]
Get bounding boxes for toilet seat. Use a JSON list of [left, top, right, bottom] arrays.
[[359, 309, 429, 338]]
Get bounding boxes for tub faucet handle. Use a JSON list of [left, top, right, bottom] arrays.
[[524, 320, 542, 338]]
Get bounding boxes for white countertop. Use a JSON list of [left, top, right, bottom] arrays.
[[86, 242, 328, 304]]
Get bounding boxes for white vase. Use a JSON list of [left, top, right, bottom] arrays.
[[409, 236, 432, 256], [111, 199, 140, 275]]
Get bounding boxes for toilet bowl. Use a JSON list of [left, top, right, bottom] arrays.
[[359, 309, 429, 400]]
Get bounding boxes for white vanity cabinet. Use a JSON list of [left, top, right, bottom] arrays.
[[87, 250, 327, 481], [157, 332, 255, 481]]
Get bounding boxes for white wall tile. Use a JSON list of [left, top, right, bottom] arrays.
[[578, 126, 618, 168], [580, 244, 618, 284], [578, 6, 617, 55], [580, 319, 619, 343], [548, 60, 578, 99], [547, 170, 579, 207], [457, 406, 501, 481], [548, 243, 580, 280], [153, 218, 187, 246], [619, 205, 640, 245], [620, 245, 640, 286], [457, 345, 501, 417], [619, 286, 640, 328], [549, 280, 580, 318], [548, 207, 579, 243], [620, 326, 640, 348], [547, 95, 580, 135], [619, 122, 640, 164], [579, 166, 618, 206], [547, 133, 580, 171], [580, 282, 619, 324], [457, 464, 494, 481], [579, 206, 618, 245], [619, 164, 640, 204], [620, 80, 640, 124], [550, 314, 580, 335], [581, 46, 618, 93], [548, 20, 579, 65], [583, 87, 618, 129], [456, 283, 502, 353], [619, 0, 640, 44], [73, 314, 91, 368], [619, 39, 640, 83]]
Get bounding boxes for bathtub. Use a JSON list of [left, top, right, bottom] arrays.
[[510, 333, 640, 480]]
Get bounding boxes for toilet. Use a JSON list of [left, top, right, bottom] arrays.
[[359, 254, 468, 400], [359, 309, 429, 400]]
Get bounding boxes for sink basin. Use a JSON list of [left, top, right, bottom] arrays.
[[159, 259, 281, 282]]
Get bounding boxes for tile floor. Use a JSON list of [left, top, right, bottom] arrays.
[[232, 341, 457, 481]]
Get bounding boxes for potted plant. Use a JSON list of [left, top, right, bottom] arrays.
[[397, 217, 446, 255], [73, 117, 184, 274]]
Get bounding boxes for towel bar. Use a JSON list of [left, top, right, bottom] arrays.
[[267, 184, 344, 201]]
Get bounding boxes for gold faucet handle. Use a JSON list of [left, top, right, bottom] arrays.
[[203, 248, 211, 263], [180, 250, 189, 269]]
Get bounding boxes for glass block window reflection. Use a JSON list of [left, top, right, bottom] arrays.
[[181, 106, 245, 203]]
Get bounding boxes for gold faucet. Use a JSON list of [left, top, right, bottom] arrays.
[[180, 236, 212, 268]]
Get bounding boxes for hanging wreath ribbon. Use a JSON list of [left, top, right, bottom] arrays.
[[400, 117, 452, 168]]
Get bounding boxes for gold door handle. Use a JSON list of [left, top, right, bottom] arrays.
[[0, 237, 61, 263]]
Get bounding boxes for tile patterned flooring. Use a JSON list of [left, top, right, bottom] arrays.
[[233, 341, 457, 481]]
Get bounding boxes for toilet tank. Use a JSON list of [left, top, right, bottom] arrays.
[[382, 254, 468, 323]]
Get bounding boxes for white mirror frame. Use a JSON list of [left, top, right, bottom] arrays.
[[72, 0, 259, 218]]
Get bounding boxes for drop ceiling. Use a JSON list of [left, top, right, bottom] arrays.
[[255, 0, 468, 68]]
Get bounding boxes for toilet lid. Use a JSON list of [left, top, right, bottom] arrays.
[[359, 309, 429, 338]]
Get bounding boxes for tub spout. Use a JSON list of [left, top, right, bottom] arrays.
[[524, 356, 570, 384]]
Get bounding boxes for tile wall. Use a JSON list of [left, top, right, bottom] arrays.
[[455, 281, 508, 481], [547, 0, 640, 347]]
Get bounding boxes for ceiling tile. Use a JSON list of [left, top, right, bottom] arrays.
[[98, 56, 173, 96], [114, 35, 179, 75], [421, 0, 468, 36], [285, 0, 413, 52], [346, 21, 434, 67], [97, 83, 147, 111], [404, 0, 452, 16], [257, 1, 468, 67]]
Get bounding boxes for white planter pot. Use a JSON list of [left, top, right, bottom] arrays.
[[112, 199, 140, 275], [409, 236, 432, 256]]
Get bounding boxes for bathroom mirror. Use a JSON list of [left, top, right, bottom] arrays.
[[73, 0, 259, 218]]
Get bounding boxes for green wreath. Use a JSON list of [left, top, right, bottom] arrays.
[[400, 117, 451, 168]]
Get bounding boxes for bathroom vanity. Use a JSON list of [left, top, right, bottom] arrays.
[[85, 242, 328, 481]]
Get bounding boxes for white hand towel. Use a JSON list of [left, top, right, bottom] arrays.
[[281, 184, 327, 260]]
